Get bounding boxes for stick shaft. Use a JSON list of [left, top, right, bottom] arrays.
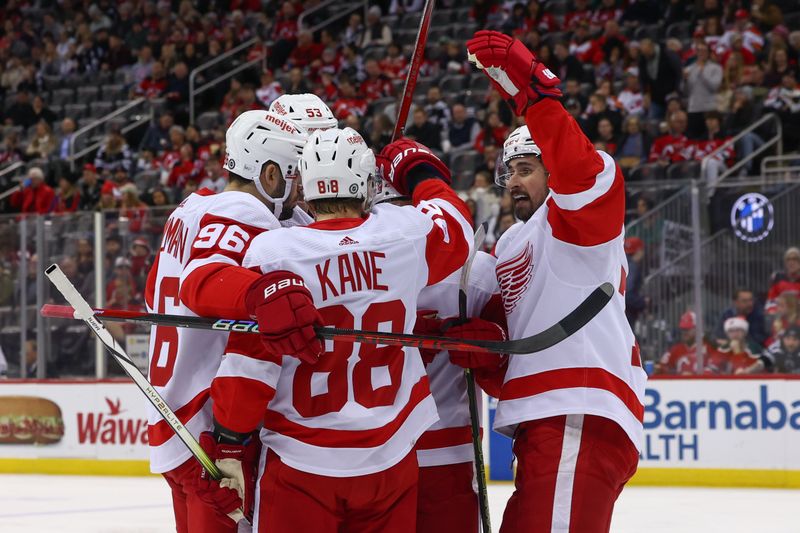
[[392, 0, 436, 141]]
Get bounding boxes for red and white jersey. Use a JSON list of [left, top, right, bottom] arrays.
[[211, 181, 473, 477], [492, 99, 647, 451], [144, 189, 285, 473], [415, 252, 499, 467]]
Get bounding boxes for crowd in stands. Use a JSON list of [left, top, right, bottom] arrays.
[[1, 0, 800, 376], [654, 246, 800, 375]]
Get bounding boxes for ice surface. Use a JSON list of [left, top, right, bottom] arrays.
[[0, 474, 797, 532]]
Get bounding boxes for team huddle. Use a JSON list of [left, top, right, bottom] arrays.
[[144, 32, 645, 533]]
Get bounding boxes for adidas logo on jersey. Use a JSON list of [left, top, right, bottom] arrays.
[[338, 236, 359, 246]]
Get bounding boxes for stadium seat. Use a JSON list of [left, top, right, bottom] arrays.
[[90, 102, 114, 119], [64, 103, 88, 119], [52, 88, 75, 106], [101, 84, 126, 103], [440, 75, 466, 94], [77, 87, 100, 104], [450, 150, 481, 176], [628, 162, 666, 181]]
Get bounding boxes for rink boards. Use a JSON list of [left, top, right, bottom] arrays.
[[1, 376, 799, 487]]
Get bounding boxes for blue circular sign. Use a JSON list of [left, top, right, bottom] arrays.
[[730, 192, 774, 242]]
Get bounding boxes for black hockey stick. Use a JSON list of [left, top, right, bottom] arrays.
[[41, 282, 613, 355], [458, 226, 492, 533]]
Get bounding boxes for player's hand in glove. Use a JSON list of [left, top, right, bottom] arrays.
[[377, 139, 451, 196], [245, 270, 324, 364], [194, 428, 261, 524], [466, 30, 562, 116], [413, 310, 443, 364], [442, 317, 508, 370]]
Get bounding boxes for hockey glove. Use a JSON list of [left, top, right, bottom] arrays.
[[466, 30, 562, 116], [245, 270, 324, 365], [195, 429, 261, 524], [442, 317, 508, 370], [413, 310, 444, 364], [378, 139, 451, 196]]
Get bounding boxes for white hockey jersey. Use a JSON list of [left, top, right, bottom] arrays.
[[491, 99, 647, 450], [145, 189, 297, 473], [415, 251, 499, 467], [210, 181, 473, 477]]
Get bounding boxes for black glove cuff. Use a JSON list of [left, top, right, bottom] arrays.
[[405, 163, 447, 195], [212, 417, 250, 445]]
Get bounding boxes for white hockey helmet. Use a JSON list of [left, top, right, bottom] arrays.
[[224, 110, 308, 216], [496, 125, 542, 188], [300, 127, 376, 205], [269, 93, 337, 133], [371, 178, 408, 206]]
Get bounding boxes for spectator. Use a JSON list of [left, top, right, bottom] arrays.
[[692, 111, 733, 181], [338, 44, 365, 81], [0, 132, 24, 167], [638, 38, 683, 119], [106, 33, 133, 71], [719, 9, 765, 55], [9, 167, 55, 215], [616, 115, 651, 171], [390, 0, 425, 15], [56, 118, 78, 160], [617, 70, 644, 117], [684, 42, 723, 138], [762, 325, 800, 374], [4, 90, 35, 128], [725, 88, 765, 172], [594, 117, 618, 154], [763, 47, 797, 88], [53, 175, 81, 213], [405, 107, 442, 151], [199, 159, 227, 193], [624, 237, 646, 328], [716, 288, 768, 347], [288, 31, 324, 70], [648, 110, 692, 164], [30, 95, 58, 127], [166, 144, 204, 189], [165, 62, 191, 118], [655, 311, 720, 375], [361, 6, 392, 49], [767, 247, 800, 313], [25, 121, 57, 160], [101, 168, 132, 205], [140, 113, 174, 154], [552, 41, 584, 82], [342, 13, 364, 47], [78, 163, 104, 211], [94, 129, 133, 176], [770, 293, 800, 343], [285, 67, 312, 95], [129, 237, 153, 292], [468, 170, 499, 227], [439, 40, 470, 76], [764, 73, 800, 151], [564, 0, 593, 31], [256, 70, 283, 107], [379, 43, 408, 80], [584, 92, 622, 140], [331, 77, 367, 120], [424, 86, 451, 131], [135, 61, 168, 99], [445, 103, 480, 154], [119, 184, 149, 233], [716, 317, 762, 374], [360, 60, 394, 104], [129, 45, 154, 86]]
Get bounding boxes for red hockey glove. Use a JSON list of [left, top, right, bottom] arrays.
[[194, 430, 261, 524], [378, 139, 451, 196], [245, 270, 324, 364], [466, 30, 562, 116], [413, 310, 444, 364], [442, 317, 508, 370]]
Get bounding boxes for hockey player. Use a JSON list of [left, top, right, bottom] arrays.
[[179, 130, 473, 532], [466, 31, 646, 532], [143, 110, 307, 532], [373, 180, 505, 533], [269, 93, 338, 133]]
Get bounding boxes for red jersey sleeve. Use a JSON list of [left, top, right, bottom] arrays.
[[411, 179, 474, 286], [525, 98, 625, 247], [211, 332, 281, 433]]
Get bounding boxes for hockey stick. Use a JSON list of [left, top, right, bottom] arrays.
[[44, 264, 223, 481], [41, 281, 613, 355], [457, 226, 491, 533], [392, 0, 435, 141]]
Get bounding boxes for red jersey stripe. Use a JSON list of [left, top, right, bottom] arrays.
[[416, 426, 481, 451], [501, 367, 644, 422], [148, 388, 210, 446], [262, 376, 431, 448]]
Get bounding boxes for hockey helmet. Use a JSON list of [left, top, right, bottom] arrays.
[[269, 93, 337, 133], [496, 125, 542, 188], [300, 127, 376, 205], [224, 110, 308, 216], [371, 177, 408, 206]]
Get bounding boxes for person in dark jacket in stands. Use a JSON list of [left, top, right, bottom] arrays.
[[78, 163, 104, 211], [624, 237, 647, 328], [404, 107, 442, 151], [445, 103, 480, 154], [716, 288, 768, 348], [639, 38, 683, 120]]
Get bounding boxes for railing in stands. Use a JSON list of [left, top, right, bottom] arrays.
[[760, 153, 800, 180], [298, 0, 368, 34], [0, 161, 25, 201], [703, 112, 782, 187], [188, 37, 267, 124], [68, 97, 154, 173]]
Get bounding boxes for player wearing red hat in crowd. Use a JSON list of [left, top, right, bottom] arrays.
[[465, 31, 646, 533], [656, 311, 724, 375], [178, 129, 474, 532]]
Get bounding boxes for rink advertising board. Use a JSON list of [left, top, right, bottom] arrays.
[[0, 378, 799, 486]]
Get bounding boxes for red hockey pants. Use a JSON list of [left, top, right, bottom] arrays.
[[416, 461, 478, 533], [500, 414, 639, 533], [162, 457, 237, 533], [255, 449, 418, 532]]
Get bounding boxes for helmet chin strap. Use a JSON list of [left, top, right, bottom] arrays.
[[253, 173, 294, 219]]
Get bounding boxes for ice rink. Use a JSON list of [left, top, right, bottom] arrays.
[[0, 475, 798, 532]]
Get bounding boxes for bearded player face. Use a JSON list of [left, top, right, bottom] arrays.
[[507, 156, 549, 221]]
